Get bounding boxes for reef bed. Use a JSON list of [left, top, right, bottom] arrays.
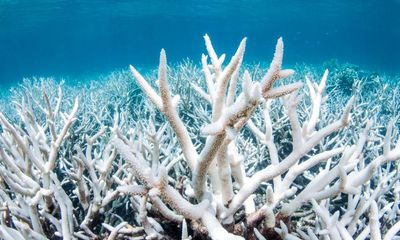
[[0, 36, 399, 240]]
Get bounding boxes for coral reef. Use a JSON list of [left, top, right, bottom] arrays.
[[0, 35, 399, 240]]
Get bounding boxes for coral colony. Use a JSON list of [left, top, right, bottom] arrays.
[[0, 35, 399, 240]]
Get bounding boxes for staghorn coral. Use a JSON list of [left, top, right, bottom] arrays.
[[0, 35, 399, 240]]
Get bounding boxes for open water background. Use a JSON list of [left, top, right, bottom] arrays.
[[0, 0, 399, 88]]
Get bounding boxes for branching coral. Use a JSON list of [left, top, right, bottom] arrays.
[[0, 35, 399, 240]]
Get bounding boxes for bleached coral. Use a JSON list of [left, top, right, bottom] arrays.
[[0, 35, 399, 240]]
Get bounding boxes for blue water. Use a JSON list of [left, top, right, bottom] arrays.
[[0, 0, 399, 88]]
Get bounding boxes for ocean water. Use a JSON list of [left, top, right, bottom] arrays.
[[0, 2, 400, 239], [0, 0, 399, 88]]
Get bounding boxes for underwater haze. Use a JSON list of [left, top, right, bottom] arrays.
[[2, 1, 400, 239], [0, 0, 399, 87]]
